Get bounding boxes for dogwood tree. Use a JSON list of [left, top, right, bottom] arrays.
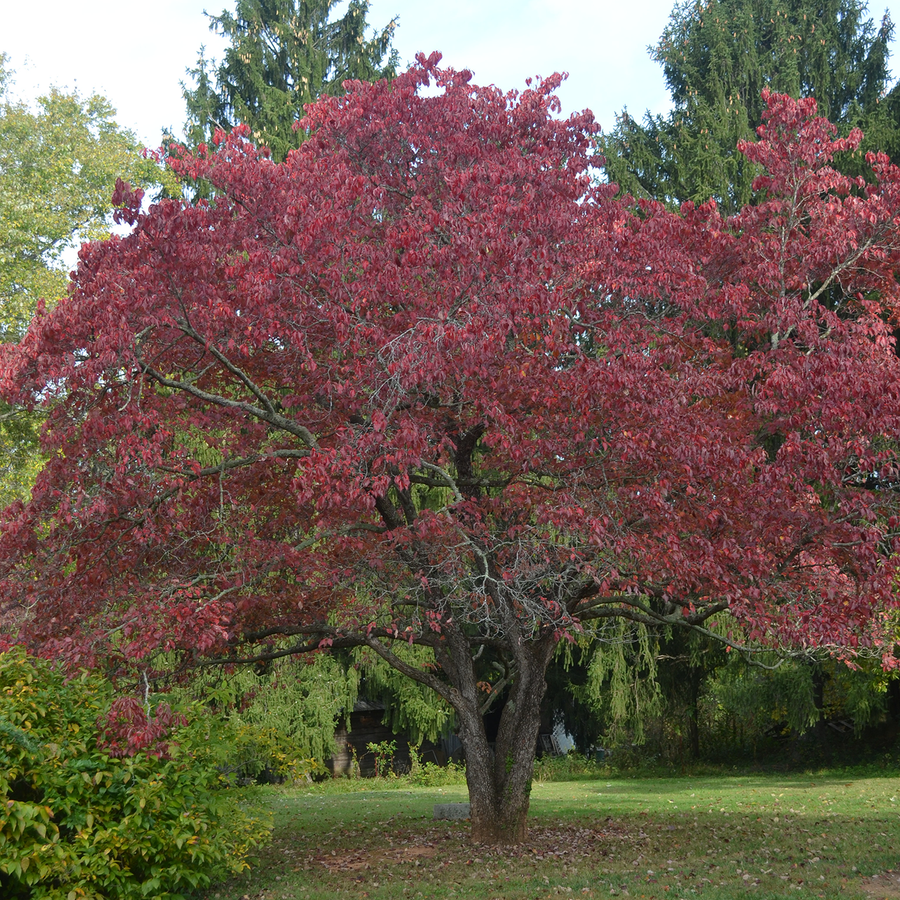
[[3, 56, 900, 842]]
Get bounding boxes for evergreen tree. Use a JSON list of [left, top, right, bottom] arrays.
[[182, 0, 398, 162], [601, 0, 895, 213]]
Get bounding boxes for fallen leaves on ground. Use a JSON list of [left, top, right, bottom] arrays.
[[860, 870, 900, 899], [308, 822, 627, 874]]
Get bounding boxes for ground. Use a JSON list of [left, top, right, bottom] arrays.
[[861, 870, 900, 899], [209, 772, 900, 900]]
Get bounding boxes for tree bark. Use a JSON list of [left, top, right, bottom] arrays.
[[439, 627, 556, 844]]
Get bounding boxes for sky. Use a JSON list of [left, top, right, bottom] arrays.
[[4, 0, 900, 149]]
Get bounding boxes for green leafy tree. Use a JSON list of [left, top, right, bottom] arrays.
[[0, 55, 169, 507], [0, 56, 165, 340], [601, 0, 896, 213], [183, 0, 398, 162]]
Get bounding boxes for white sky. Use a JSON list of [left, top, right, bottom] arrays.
[[4, 0, 900, 148]]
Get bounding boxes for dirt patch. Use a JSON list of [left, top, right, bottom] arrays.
[[860, 871, 900, 899], [310, 821, 626, 873], [315, 842, 439, 872]]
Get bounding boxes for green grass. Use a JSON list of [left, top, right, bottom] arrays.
[[206, 770, 900, 899]]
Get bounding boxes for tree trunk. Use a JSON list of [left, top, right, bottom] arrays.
[[687, 664, 702, 760], [443, 631, 556, 844]]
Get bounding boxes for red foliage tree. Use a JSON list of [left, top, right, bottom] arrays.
[[3, 57, 900, 842]]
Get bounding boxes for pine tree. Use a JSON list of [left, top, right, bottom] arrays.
[[183, 0, 398, 162], [602, 0, 895, 213]]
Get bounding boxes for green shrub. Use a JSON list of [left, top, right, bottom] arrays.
[[407, 745, 467, 786], [366, 739, 398, 778], [532, 751, 609, 783], [226, 722, 327, 784], [0, 648, 271, 900], [409, 760, 467, 786]]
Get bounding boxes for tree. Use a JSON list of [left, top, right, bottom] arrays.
[[597, 0, 900, 747], [0, 54, 171, 507], [601, 0, 896, 213], [4, 57, 900, 843], [182, 0, 398, 162], [0, 55, 164, 341]]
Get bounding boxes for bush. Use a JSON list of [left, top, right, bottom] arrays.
[[532, 751, 609, 783], [225, 722, 327, 784], [366, 739, 398, 778], [0, 648, 271, 900], [406, 746, 467, 786]]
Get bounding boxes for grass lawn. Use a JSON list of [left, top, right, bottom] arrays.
[[208, 769, 900, 900]]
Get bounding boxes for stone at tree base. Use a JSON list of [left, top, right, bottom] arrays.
[[433, 803, 470, 820]]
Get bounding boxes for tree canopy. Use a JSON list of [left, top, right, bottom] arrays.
[[0, 54, 170, 507], [0, 55, 163, 342], [182, 0, 398, 161], [601, 0, 897, 212], [3, 57, 900, 842]]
